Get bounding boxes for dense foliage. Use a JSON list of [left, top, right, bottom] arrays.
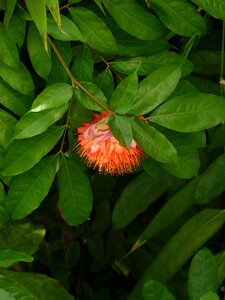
[[0, 0, 225, 299]]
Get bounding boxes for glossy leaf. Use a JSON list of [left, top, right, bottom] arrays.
[[128, 209, 225, 300], [131, 118, 178, 164], [15, 104, 68, 139], [69, 7, 117, 53], [0, 60, 34, 97], [58, 156, 93, 226], [130, 178, 198, 252], [6, 155, 57, 219], [0, 275, 37, 299], [110, 71, 138, 113], [71, 47, 94, 82], [0, 250, 33, 268], [47, 40, 72, 84], [0, 271, 75, 300], [0, 126, 64, 176], [47, 14, 83, 41], [168, 78, 199, 99], [111, 51, 194, 77], [4, 0, 17, 27], [0, 288, 15, 300], [190, 51, 223, 75], [0, 80, 31, 116], [112, 172, 174, 229], [0, 109, 17, 149], [195, 153, 225, 203], [149, 0, 206, 36], [150, 93, 225, 132], [115, 31, 169, 57], [199, 292, 219, 300], [30, 83, 73, 112], [191, 0, 225, 20], [160, 129, 201, 178], [108, 114, 133, 148], [0, 222, 45, 255], [27, 23, 51, 80], [129, 66, 181, 115], [5, 16, 26, 49], [143, 280, 175, 300], [209, 124, 225, 149], [24, 0, 47, 51], [187, 248, 218, 300], [95, 68, 114, 99], [103, 0, 165, 40], [45, 0, 61, 26], [74, 82, 108, 112], [0, 23, 19, 68]]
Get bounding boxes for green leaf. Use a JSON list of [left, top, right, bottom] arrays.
[[0, 109, 17, 149], [0, 126, 64, 176], [116, 35, 169, 57], [112, 51, 194, 77], [6, 155, 57, 219], [27, 22, 52, 80], [45, 0, 61, 26], [148, 0, 206, 36], [129, 66, 181, 115], [47, 40, 72, 84], [95, 68, 114, 99], [215, 250, 225, 286], [15, 104, 68, 139], [0, 275, 37, 299], [0, 222, 45, 255], [47, 14, 83, 41], [188, 76, 220, 95], [4, 0, 17, 27], [24, 0, 48, 51], [130, 178, 198, 252], [190, 51, 224, 75], [71, 47, 94, 82], [110, 71, 138, 113], [69, 7, 117, 53], [187, 248, 218, 300], [112, 172, 174, 229], [195, 153, 225, 203], [143, 280, 175, 300], [150, 93, 225, 132], [0, 270, 75, 300], [74, 82, 108, 112], [199, 292, 219, 300], [191, 0, 225, 20], [0, 288, 15, 300], [160, 129, 201, 178], [30, 83, 73, 112], [0, 60, 34, 97], [168, 78, 199, 100], [0, 23, 19, 68], [5, 16, 26, 49], [103, 0, 165, 41], [58, 156, 93, 226], [209, 124, 225, 149], [108, 114, 133, 148], [0, 250, 33, 268], [128, 209, 225, 300], [131, 118, 178, 164]]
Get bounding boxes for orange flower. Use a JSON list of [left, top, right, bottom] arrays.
[[76, 112, 144, 175]]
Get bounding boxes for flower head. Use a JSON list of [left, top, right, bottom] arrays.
[[76, 112, 144, 175]]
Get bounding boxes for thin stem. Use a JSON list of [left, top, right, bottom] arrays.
[[48, 35, 112, 113]]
